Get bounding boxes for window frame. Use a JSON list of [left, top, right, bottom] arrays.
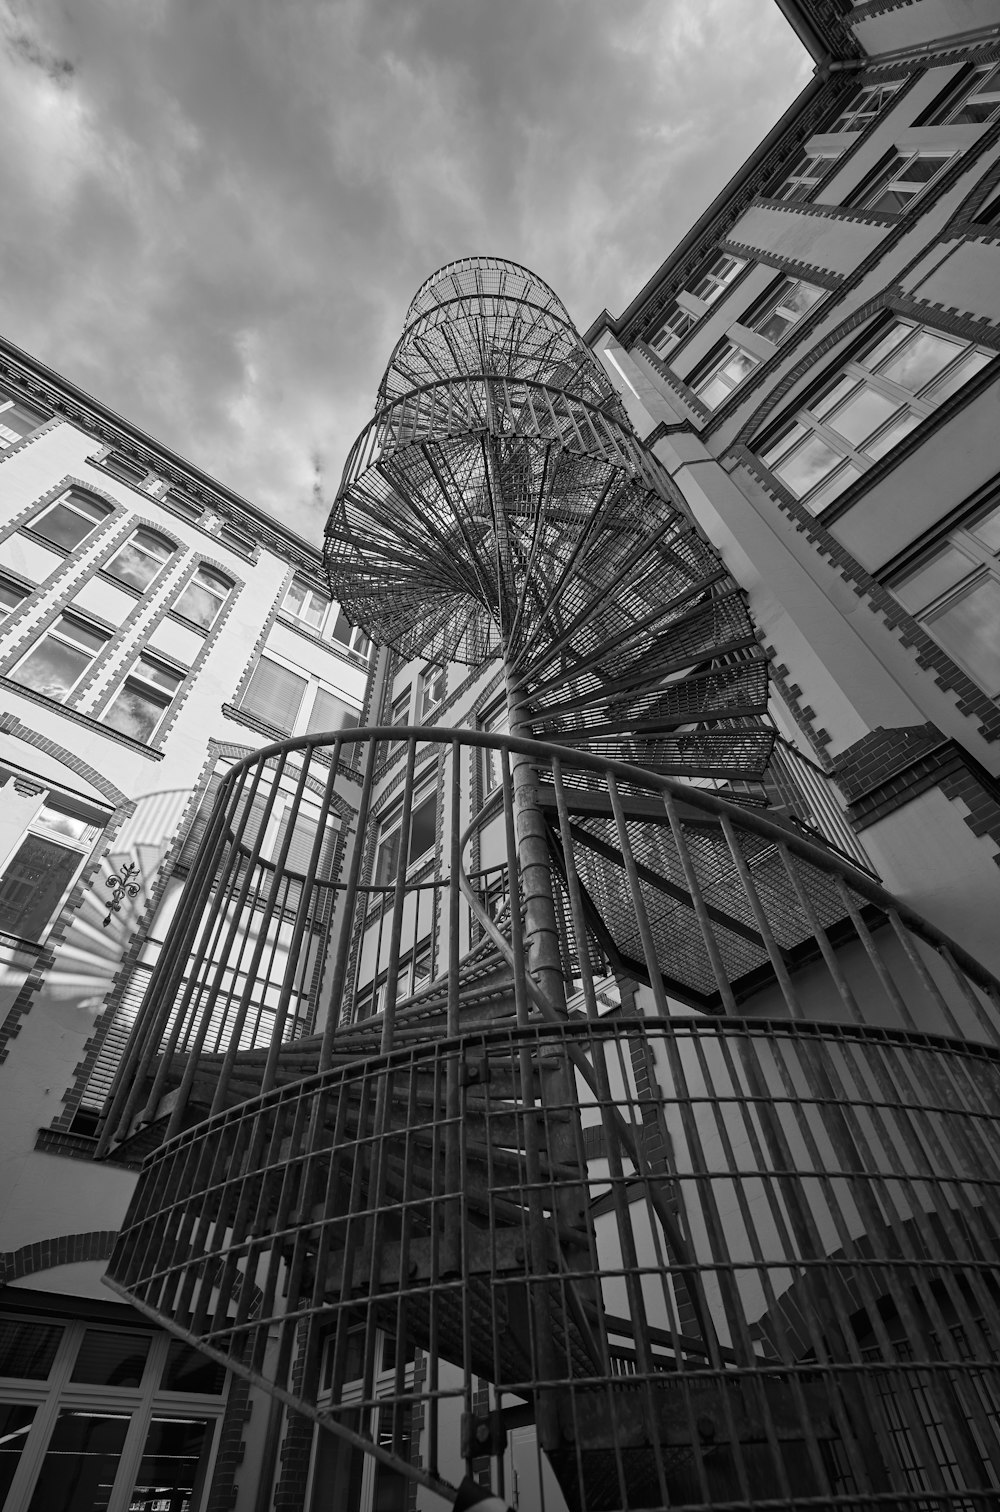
[[743, 275, 825, 345], [688, 340, 761, 410], [772, 149, 843, 203], [828, 80, 902, 135], [283, 578, 331, 633], [102, 526, 176, 594], [919, 61, 1000, 128], [889, 498, 1000, 695], [0, 1312, 227, 1512], [373, 785, 438, 887], [173, 564, 233, 631], [102, 653, 186, 745], [10, 610, 112, 704], [755, 317, 996, 515], [418, 665, 445, 719], [0, 388, 47, 449], [847, 148, 956, 216], [0, 771, 108, 943], [28, 489, 112, 553], [0, 573, 31, 620]]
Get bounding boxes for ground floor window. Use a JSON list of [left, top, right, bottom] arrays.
[[0, 1311, 227, 1512]]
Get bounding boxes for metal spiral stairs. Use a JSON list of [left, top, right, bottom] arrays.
[[97, 260, 1000, 1511]]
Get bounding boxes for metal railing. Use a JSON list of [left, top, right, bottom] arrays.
[[99, 728, 1000, 1511]]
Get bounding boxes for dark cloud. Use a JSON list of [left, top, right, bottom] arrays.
[[0, 0, 809, 544]]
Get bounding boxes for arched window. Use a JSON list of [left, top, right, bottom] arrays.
[[104, 527, 175, 591], [174, 565, 233, 629], [30, 490, 112, 551]]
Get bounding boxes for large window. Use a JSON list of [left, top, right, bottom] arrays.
[[29, 490, 111, 551], [0, 575, 29, 619], [689, 253, 746, 306], [847, 149, 954, 215], [174, 565, 232, 629], [0, 772, 106, 941], [921, 61, 1000, 127], [649, 305, 696, 357], [0, 1313, 225, 1512], [12, 612, 110, 702], [773, 150, 842, 202], [757, 319, 995, 513], [829, 80, 902, 134], [103, 655, 185, 743], [0, 387, 47, 448], [330, 608, 372, 660], [892, 499, 1000, 694], [103, 528, 175, 591]]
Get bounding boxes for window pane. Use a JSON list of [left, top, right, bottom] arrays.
[[0, 1404, 36, 1503], [241, 658, 308, 733], [0, 1318, 63, 1378], [760, 420, 807, 467], [924, 348, 992, 404], [71, 1329, 150, 1388], [32, 495, 107, 550], [905, 153, 951, 183], [774, 433, 842, 497], [0, 834, 81, 939], [877, 329, 964, 393], [969, 503, 1000, 554], [105, 531, 171, 590], [161, 1339, 227, 1394], [810, 375, 858, 419], [827, 386, 901, 445], [864, 409, 922, 460], [104, 684, 169, 743], [929, 577, 1000, 690], [26, 1409, 131, 1512], [801, 461, 862, 514], [14, 634, 90, 700], [894, 546, 975, 612], [176, 578, 224, 629], [128, 1415, 213, 1512], [136, 658, 184, 693], [0, 578, 28, 615], [859, 323, 911, 372], [408, 794, 437, 865], [375, 827, 401, 886]]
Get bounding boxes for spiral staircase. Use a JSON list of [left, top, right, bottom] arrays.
[[96, 260, 1000, 1511]]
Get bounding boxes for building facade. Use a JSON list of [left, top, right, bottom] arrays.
[[0, 336, 368, 1511], [3, 2, 1000, 1512]]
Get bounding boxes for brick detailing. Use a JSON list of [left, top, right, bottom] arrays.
[[0, 1228, 117, 1283], [730, 451, 1000, 746], [834, 723, 945, 802], [0, 675, 166, 760], [940, 764, 1000, 868], [759, 640, 834, 764], [204, 1374, 252, 1512], [0, 415, 60, 468]]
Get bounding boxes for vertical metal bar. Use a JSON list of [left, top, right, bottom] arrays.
[[606, 772, 671, 1017], [779, 843, 863, 1023], [662, 790, 738, 1015], [887, 909, 964, 1037], [380, 737, 417, 1056], [832, 876, 916, 1030], [320, 733, 378, 1069], [720, 812, 803, 1019]]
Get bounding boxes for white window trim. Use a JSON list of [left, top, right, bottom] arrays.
[[29, 489, 112, 551], [774, 149, 842, 203], [103, 527, 176, 593], [891, 503, 1000, 695], [239, 650, 361, 738], [173, 565, 233, 631], [690, 340, 761, 410], [829, 81, 902, 135], [849, 148, 956, 215], [11, 610, 111, 703], [103, 653, 187, 744], [924, 62, 1000, 128]]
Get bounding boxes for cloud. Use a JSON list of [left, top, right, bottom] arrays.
[[0, 0, 809, 545]]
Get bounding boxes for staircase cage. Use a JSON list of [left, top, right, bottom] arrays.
[[100, 726, 1000, 1512]]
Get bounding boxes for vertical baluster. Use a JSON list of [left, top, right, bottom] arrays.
[[662, 789, 738, 1015], [320, 732, 378, 1068], [606, 773, 670, 1016], [719, 812, 802, 1019]]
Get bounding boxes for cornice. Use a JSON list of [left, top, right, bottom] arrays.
[[0, 333, 323, 574]]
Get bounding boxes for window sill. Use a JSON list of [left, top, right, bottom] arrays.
[[0, 676, 165, 759]]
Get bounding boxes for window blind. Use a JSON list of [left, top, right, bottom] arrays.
[[241, 657, 307, 733]]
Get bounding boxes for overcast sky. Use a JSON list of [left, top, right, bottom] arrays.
[[0, 0, 810, 545]]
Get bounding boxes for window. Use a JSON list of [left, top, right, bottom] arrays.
[[354, 943, 433, 1021], [389, 687, 411, 728], [419, 665, 445, 719], [0, 771, 106, 940], [745, 277, 824, 344], [373, 787, 437, 886], [0, 387, 46, 448], [0, 575, 29, 619], [921, 61, 1000, 127], [829, 81, 902, 134], [12, 613, 110, 701], [330, 608, 372, 659], [103, 527, 175, 591], [690, 253, 747, 306], [0, 1314, 225, 1512], [975, 182, 1000, 227], [773, 150, 842, 202], [283, 578, 330, 631], [758, 319, 995, 513], [219, 524, 253, 555], [891, 500, 1000, 693], [848, 149, 954, 215], [103, 655, 185, 743], [650, 306, 696, 356], [174, 565, 232, 629], [306, 686, 361, 735], [240, 655, 308, 733], [690, 342, 761, 410], [29, 490, 111, 551], [481, 703, 509, 795]]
